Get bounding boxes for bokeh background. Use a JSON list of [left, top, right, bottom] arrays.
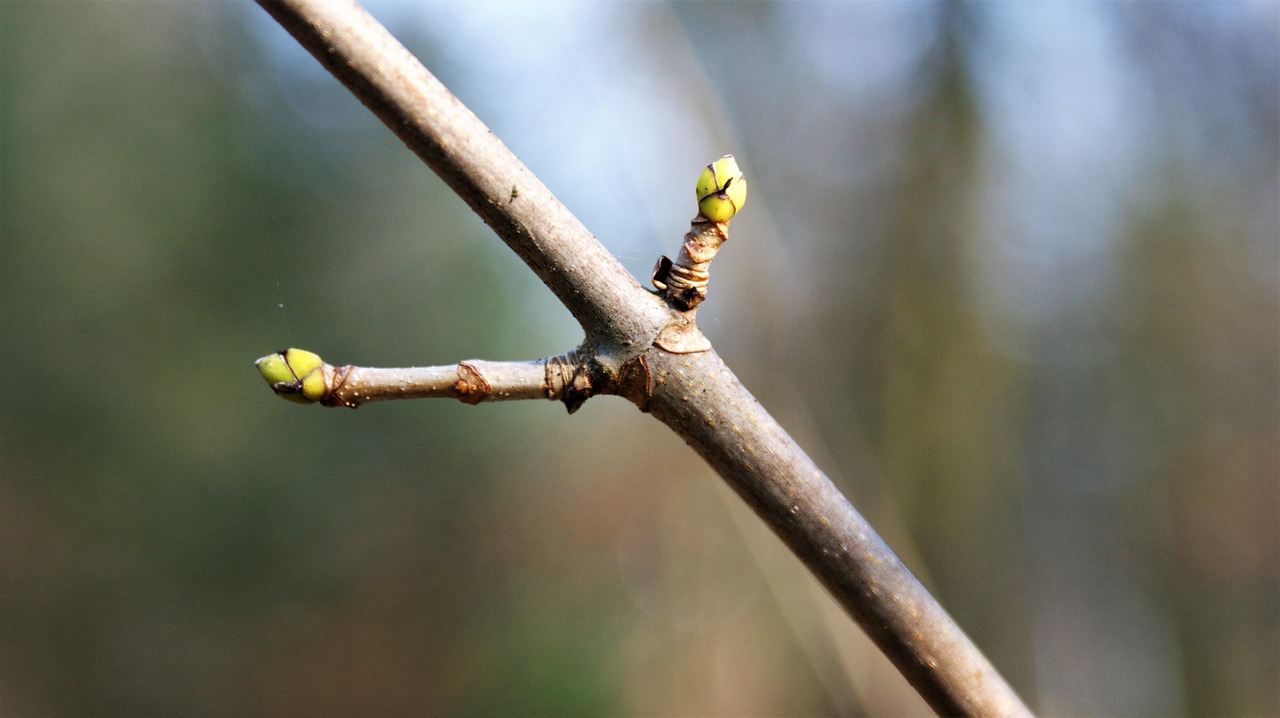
[[2, 1, 1277, 715]]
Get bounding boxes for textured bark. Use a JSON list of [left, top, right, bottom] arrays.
[[642, 348, 1029, 716], [253, 0, 1033, 714], [255, 0, 670, 353], [311, 357, 579, 408]]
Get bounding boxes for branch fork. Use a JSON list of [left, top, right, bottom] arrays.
[[249, 2, 1031, 713], [256, 157, 743, 412]]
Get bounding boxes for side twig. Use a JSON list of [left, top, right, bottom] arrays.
[[251, 1, 1033, 715], [652, 155, 745, 312], [256, 348, 586, 408]]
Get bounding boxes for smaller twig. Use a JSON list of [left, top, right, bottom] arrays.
[[651, 216, 730, 312], [651, 155, 746, 312], [255, 348, 589, 409]]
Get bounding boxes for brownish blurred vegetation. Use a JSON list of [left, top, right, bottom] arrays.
[[2, 2, 1275, 716]]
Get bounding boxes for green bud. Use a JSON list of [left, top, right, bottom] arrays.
[[255, 348, 326, 404], [695, 154, 747, 223]]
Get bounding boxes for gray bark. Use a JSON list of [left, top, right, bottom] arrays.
[[253, 0, 1033, 714]]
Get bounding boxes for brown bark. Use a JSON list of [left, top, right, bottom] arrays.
[[252, 1, 1033, 714]]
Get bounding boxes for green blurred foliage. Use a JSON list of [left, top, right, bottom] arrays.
[[2, 2, 1276, 716]]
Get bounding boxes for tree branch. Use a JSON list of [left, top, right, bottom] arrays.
[[254, 0, 671, 353], [252, 0, 1033, 715], [255, 348, 584, 408]]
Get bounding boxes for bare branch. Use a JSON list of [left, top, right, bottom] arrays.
[[651, 215, 730, 312], [651, 155, 749, 312], [255, 348, 584, 408], [252, 1, 1033, 715], [253, 0, 672, 351], [642, 348, 1031, 717]]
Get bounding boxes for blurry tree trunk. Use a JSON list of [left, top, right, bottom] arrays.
[[253, 0, 1033, 715]]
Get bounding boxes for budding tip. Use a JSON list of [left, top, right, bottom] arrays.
[[695, 155, 747, 223], [255, 348, 327, 404]]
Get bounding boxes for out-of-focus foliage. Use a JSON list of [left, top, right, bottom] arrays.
[[1, 2, 1275, 716]]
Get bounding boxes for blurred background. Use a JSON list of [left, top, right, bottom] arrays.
[[2, 1, 1276, 715]]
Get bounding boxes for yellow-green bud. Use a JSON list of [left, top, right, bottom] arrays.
[[255, 348, 326, 403], [695, 154, 747, 223]]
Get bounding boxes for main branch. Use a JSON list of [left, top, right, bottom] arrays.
[[252, 1, 1032, 715], [255, 0, 670, 354]]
